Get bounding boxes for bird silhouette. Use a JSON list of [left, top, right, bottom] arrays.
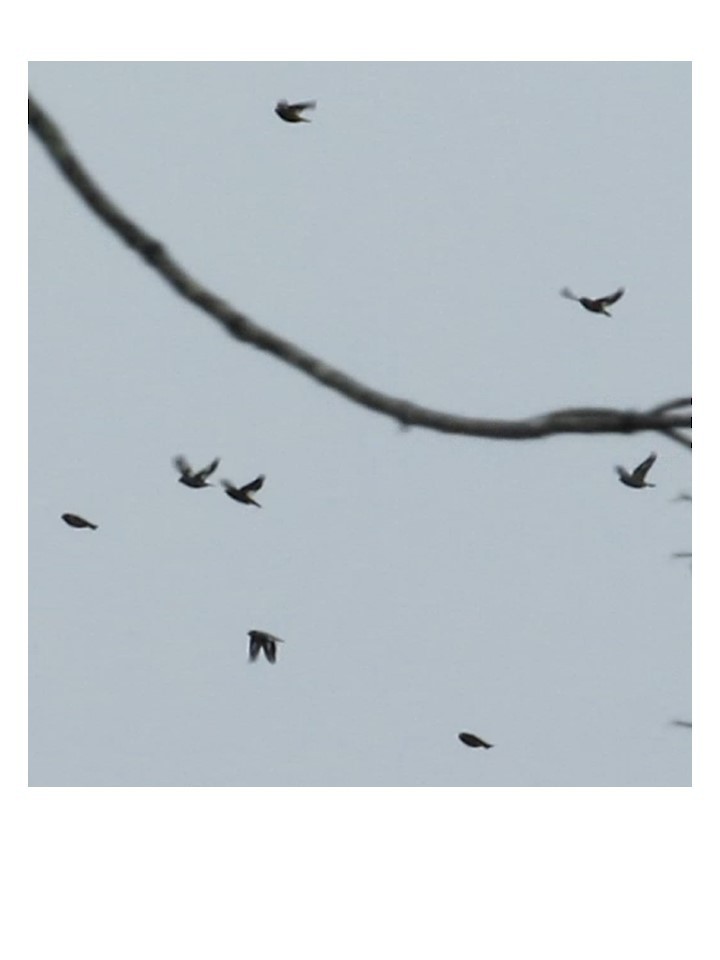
[[616, 453, 657, 488], [275, 99, 316, 123], [248, 630, 284, 664], [458, 732, 493, 749], [61, 513, 97, 530], [560, 286, 625, 316], [221, 475, 265, 507], [671, 719, 692, 729], [173, 455, 220, 488]]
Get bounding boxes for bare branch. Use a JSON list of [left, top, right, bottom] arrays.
[[659, 427, 692, 450], [29, 95, 692, 443], [649, 396, 692, 415]]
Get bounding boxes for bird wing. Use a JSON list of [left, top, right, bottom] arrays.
[[559, 287, 578, 301], [632, 452, 657, 482], [239, 475, 265, 496], [220, 480, 236, 493], [600, 287, 625, 307], [290, 100, 316, 112], [173, 455, 191, 476], [248, 634, 262, 661], [264, 640, 277, 664], [198, 457, 220, 480]]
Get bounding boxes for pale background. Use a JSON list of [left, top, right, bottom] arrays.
[[29, 61, 691, 786]]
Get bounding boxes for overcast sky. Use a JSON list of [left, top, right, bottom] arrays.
[[29, 61, 691, 787]]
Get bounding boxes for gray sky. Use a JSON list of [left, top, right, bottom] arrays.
[[29, 61, 691, 786]]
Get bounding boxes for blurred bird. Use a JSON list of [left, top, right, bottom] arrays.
[[616, 453, 657, 489], [560, 286, 625, 316], [458, 732, 493, 749], [671, 719, 692, 729], [248, 630, 284, 664], [61, 513, 97, 530], [222, 475, 265, 507], [173, 455, 220, 488], [275, 99, 316, 123], [671, 551, 692, 570]]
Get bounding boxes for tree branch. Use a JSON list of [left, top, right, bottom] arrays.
[[29, 95, 692, 444]]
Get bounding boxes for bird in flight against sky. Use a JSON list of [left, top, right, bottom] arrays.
[[671, 720, 692, 729], [560, 286, 625, 316], [616, 453, 657, 489], [248, 630, 284, 664], [275, 99, 317, 123], [61, 513, 98, 530], [458, 732, 494, 749], [221, 475, 265, 507], [173, 455, 220, 488]]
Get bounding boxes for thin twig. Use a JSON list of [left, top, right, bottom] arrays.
[[649, 396, 692, 416]]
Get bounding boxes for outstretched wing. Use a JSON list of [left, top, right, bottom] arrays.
[[600, 287, 625, 307], [173, 455, 191, 476], [631, 452, 657, 482], [239, 475, 265, 496], [198, 457, 220, 481], [559, 287, 578, 301], [289, 100, 316, 113]]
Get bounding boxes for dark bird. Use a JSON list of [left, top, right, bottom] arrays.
[[671, 719, 692, 729], [61, 513, 98, 530], [173, 455, 220, 488], [275, 99, 316, 123], [222, 475, 265, 507], [248, 630, 284, 664], [458, 732, 493, 749], [616, 452, 657, 489], [560, 286, 625, 316]]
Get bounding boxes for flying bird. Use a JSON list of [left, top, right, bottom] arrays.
[[248, 630, 284, 664], [61, 513, 98, 530], [221, 475, 265, 507], [671, 551, 692, 570], [560, 286, 625, 316], [173, 455, 220, 488], [671, 719, 692, 729], [458, 732, 494, 749], [616, 453, 657, 489], [275, 99, 316, 123]]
